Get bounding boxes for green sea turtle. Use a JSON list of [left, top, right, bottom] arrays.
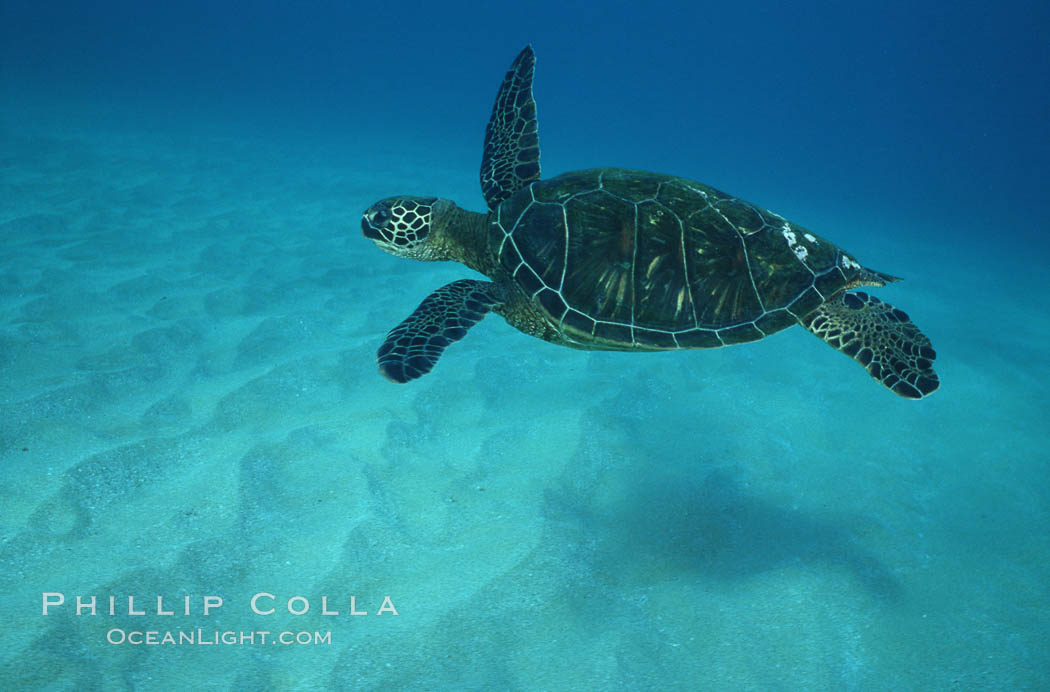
[[362, 46, 939, 398]]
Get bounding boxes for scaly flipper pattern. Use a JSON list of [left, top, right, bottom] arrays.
[[377, 280, 504, 383], [480, 45, 541, 211], [802, 291, 939, 399]]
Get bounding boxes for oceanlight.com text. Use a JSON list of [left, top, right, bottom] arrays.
[[106, 628, 332, 646]]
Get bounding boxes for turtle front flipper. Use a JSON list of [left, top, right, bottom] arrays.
[[802, 292, 940, 399], [480, 45, 541, 211], [377, 279, 505, 383]]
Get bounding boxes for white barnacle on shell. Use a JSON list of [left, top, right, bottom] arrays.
[[841, 255, 861, 270], [804, 232, 817, 243], [781, 223, 808, 261]]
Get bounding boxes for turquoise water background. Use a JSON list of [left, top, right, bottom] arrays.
[[2, 1, 1047, 689]]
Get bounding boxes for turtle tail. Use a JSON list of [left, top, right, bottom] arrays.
[[851, 267, 901, 289]]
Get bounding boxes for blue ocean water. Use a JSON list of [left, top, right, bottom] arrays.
[[1, 1, 1048, 689]]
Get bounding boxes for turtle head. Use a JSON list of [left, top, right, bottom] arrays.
[[362, 196, 450, 260]]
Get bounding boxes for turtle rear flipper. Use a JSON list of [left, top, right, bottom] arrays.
[[802, 291, 939, 399], [377, 279, 504, 383], [480, 45, 541, 211]]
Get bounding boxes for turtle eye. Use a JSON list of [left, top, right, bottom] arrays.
[[362, 206, 390, 241]]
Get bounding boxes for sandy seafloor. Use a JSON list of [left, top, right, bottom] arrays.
[[1, 113, 1048, 692]]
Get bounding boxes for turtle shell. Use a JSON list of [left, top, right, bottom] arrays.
[[490, 168, 863, 349]]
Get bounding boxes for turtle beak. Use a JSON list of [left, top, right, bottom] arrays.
[[362, 216, 383, 241]]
